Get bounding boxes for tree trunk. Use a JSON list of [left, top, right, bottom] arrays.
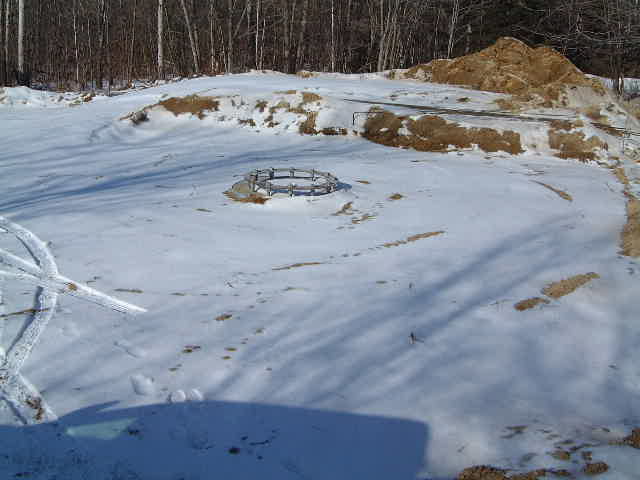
[[226, 0, 233, 73], [295, 0, 308, 71], [0, 0, 4, 85], [180, 0, 199, 73], [158, 0, 164, 79], [330, 0, 335, 71], [447, 0, 460, 59], [17, 0, 25, 84], [73, 0, 79, 88]]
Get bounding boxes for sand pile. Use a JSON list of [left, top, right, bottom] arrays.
[[393, 37, 605, 105]]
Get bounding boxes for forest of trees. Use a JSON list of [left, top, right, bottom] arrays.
[[1, 0, 639, 92]]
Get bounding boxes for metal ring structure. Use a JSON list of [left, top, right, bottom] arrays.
[[244, 168, 339, 197]]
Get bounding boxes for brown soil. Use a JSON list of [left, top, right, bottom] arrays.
[[548, 129, 607, 162], [533, 182, 573, 201], [458, 466, 509, 480], [364, 110, 523, 155], [255, 100, 268, 112], [550, 450, 571, 461], [216, 314, 233, 322], [514, 297, 550, 311], [321, 127, 348, 136], [299, 111, 319, 134], [458, 466, 571, 480], [621, 193, 640, 257], [541, 272, 600, 299], [223, 190, 269, 205], [273, 262, 323, 271], [301, 92, 322, 104], [158, 95, 220, 119], [388, 193, 404, 200], [333, 202, 354, 215], [613, 167, 631, 186], [352, 213, 375, 224], [398, 37, 604, 103], [382, 231, 444, 248], [582, 462, 609, 475], [620, 428, 640, 448]]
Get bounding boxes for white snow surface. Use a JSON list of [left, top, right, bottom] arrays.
[[1, 72, 640, 479]]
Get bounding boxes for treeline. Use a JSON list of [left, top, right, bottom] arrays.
[[1, 0, 639, 91]]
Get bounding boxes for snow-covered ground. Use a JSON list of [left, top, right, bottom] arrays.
[[1, 73, 639, 479]]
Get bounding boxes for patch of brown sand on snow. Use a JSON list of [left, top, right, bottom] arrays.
[[541, 273, 600, 299], [532, 181, 573, 201], [514, 297, 550, 311]]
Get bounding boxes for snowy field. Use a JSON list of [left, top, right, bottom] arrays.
[[1, 73, 640, 479]]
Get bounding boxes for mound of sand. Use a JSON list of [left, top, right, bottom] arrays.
[[394, 37, 605, 104]]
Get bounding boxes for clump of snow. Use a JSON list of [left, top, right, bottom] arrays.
[[0, 86, 101, 108]]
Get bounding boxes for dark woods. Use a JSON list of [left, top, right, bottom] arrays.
[[1, 0, 639, 91]]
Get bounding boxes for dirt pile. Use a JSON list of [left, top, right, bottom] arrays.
[[394, 37, 605, 105]]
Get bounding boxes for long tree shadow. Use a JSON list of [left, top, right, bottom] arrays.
[[0, 399, 428, 480]]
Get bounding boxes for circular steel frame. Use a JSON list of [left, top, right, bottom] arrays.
[[244, 168, 339, 197]]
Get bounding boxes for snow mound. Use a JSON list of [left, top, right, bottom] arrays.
[[0, 86, 97, 108], [120, 87, 623, 164], [122, 90, 356, 136]]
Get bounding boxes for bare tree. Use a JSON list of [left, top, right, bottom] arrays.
[[17, 0, 24, 84], [158, 0, 164, 79], [180, 0, 199, 73]]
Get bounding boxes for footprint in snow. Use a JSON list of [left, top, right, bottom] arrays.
[[115, 339, 147, 358], [169, 388, 204, 403], [130, 374, 155, 396]]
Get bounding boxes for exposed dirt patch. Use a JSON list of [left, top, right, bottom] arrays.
[[273, 262, 323, 271], [299, 111, 319, 134], [238, 118, 256, 127], [541, 273, 600, 299], [458, 466, 571, 480], [352, 213, 375, 224], [296, 70, 316, 78], [548, 128, 607, 162], [582, 462, 609, 475], [514, 297, 550, 311], [301, 92, 322, 104], [321, 127, 348, 135], [355, 180, 371, 184], [388, 193, 404, 200], [158, 95, 220, 119], [333, 202, 354, 215], [382, 231, 444, 248], [364, 110, 523, 154], [216, 314, 233, 322], [223, 190, 269, 205], [494, 97, 523, 112], [621, 192, 640, 257], [458, 466, 509, 480], [620, 428, 640, 448], [533, 181, 573, 201]]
